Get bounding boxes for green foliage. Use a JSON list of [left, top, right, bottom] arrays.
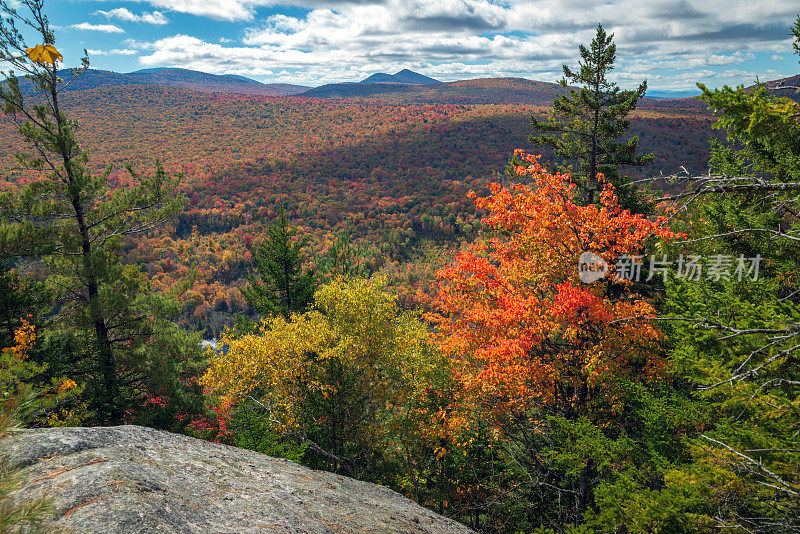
[[651, 15, 800, 531], [0, 0, 203, 426], [529, 24, 653, 211], [532, 526, 594, 534], [0, 263, 49, 350], [317, 223, 373, 281], [697, 84, 799, 182], [483, 383, 703, 532], [586, 469, 713, 534], [661, 206, 800, 531], [794, 16, 800, 57], [227, 401, 307, 463], [124, 307, 207, 433], [241, 210, 316, 320]]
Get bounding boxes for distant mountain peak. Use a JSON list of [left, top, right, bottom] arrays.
[[359, 69, 439, 85], [17, 67, 310, 97]]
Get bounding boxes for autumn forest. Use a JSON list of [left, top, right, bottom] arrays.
[[1, 1, 800, 532]]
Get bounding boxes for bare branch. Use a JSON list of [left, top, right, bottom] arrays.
[[701, 435, 800, 497], [654, 175, 800, 203]]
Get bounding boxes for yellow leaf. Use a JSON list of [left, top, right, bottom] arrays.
[[26, 44, 63, 64]]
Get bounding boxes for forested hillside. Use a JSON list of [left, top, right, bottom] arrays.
[[2, 2, 798, 533], [0, 85, 715, 331], [16, 67, 309, 96]]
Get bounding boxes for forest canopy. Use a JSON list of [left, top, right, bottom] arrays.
[[0, 2, 799, 532]]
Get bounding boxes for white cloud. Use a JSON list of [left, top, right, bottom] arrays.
[[139, 0, 259, 21], [87, 48, 138, 56], [71, 22, 125, 33], [96, 8, 168, 25], [107, 0, 800, 89], [116, 0, 800, 28]]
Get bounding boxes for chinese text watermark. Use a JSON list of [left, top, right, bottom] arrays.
[[578, 253, 761, 283]]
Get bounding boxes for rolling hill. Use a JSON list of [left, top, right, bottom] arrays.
[[299, 82, 423, 99], [18, 68, 309, 97], [360, 69, 440, 85], [301, 76, 707, 110], [302, 77, 570, 104], [129, 68, 309, 96]]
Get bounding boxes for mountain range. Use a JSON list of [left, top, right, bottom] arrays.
[[19, 67, 576, 104], [129, 68, 309, 96], [17, 66, 786, 108], [20, 67, 310, 97], [645, 89, 701, 99]]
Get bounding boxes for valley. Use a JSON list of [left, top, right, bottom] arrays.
[[0, 77, 717, 333]]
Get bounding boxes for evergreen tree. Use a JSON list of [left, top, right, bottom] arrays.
[[653, 16, 800, 532], [529, 24, 653, 210], [242, 210, 316, 320], [0, 0, 203, 426], [318, 222, 372, 281]]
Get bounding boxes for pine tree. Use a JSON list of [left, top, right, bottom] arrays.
[[654, 16, 800, 531], [318, 223, 372, 281], [242, 210, 316, 320], [530, 24, 653, 211], [0, 0, 201, 425]]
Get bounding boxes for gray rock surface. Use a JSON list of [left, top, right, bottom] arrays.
[[5, 425, 473, 534]]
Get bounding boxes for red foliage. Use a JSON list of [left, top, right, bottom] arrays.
[[430, 153, 682, 422]]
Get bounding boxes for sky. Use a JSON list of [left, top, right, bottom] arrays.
[[10, 0, 800, 90]]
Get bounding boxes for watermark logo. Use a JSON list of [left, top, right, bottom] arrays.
[[578, 252, 609, 283], [578, 253, 762, 283]]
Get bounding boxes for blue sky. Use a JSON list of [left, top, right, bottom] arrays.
[[15, 0, 800, 90]]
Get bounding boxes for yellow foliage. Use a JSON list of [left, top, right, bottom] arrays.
[[201, 277, 446, 441], [25, 44, 62, 64], [56, 379, 77, 394], [7, 318, 35, 360]]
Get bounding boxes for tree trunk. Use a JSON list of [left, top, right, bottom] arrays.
[[578, 457, 594, 520], [589, 74, 601, 204], [51, 68, 120, 425], [71, 197, 121, 425]]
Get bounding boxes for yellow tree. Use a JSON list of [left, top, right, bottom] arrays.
[[202, 277, 449, 480]]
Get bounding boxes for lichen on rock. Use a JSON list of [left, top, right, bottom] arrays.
[[6, 425, 474, 534]]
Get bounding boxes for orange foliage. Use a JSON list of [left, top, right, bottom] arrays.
[[7, 318, 35, 360], [430, 153, 681, 423]]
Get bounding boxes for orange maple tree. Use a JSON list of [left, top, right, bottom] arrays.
[[430, 152, 680, 425]]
